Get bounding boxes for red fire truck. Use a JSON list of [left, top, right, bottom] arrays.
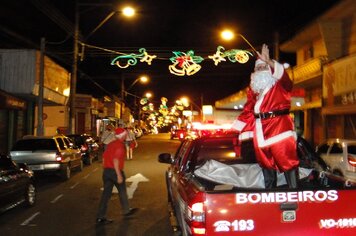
[[159, 133, 356, 236]]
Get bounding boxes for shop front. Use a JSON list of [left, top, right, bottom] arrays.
[[0, 90, 27, 154], [322, 55, 356, 140]]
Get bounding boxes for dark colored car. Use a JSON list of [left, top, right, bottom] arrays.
[[0, 154, 36, 213], [67, 134, 100, 165]]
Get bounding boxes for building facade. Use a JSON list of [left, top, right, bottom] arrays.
[[280, 0, 356, 145]]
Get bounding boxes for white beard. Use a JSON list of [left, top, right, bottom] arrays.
[[250, 71, 276, 94]]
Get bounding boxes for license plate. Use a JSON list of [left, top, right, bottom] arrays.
[[30, 165, 44, 170]]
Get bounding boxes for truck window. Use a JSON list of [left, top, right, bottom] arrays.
[[195, 137, 251, 166], [176, 141, 193, 172]]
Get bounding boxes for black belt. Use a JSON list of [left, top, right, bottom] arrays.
[[254, 109, 290, 119]]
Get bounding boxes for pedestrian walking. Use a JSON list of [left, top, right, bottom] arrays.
[[125, 126, 137, 160], [96, 127, 138, 225]]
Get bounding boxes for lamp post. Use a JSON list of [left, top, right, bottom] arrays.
[[69, 3, 136, 134], [121, 75, 149, 123]]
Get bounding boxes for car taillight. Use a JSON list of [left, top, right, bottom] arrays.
[[348, 155, 356, 167], [81, 144, 88, 152], [55, 152, 63, 162], [187, 193, 206, 235]]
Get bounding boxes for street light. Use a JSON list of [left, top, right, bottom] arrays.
[[125, 75, 149, 94], [179, 96, 203, 122], [220, 29, 258, 54], [70, 3, 136, 134]]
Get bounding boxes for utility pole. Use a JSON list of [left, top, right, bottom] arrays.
[[69, 3, 79, 134], [274, 31, 280, 61], [37, 37, 45, 136]]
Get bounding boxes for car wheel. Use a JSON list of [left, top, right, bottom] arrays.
[[87, 156, 93, 165], [25, 183, 36, 207], [78, 160, 84, 171], [61, 165, 71, 180]]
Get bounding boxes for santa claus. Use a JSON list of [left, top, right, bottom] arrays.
[[232, 44, 299, 189]]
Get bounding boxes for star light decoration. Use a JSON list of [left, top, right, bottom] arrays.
[[110, 48, 157, 68], [209, 46, 253, 65], [110, 46, 254, 76]]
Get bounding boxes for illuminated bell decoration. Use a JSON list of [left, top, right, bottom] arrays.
[[169, 51, 204, 76]]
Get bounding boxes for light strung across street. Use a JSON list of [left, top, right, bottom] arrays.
[[81, 42, 254, 77]]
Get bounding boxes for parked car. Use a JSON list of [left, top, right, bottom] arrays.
[[170, 128, 187, 140], [0, 154, 36, 213], [316, 139, 356, 182], [67, 134, 99, 165], [9, 135, 83, 180]]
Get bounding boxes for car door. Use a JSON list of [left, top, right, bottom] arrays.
[[55, 137, 71, 164], [63, 137, 81, 166], [0, 157, 26, 209], [327, 142, 344, 175]]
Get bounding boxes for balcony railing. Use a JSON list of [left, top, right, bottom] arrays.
[[287, 56, 328, 87]]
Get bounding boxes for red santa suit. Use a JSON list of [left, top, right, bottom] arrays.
[[232, 60, 299, 172]]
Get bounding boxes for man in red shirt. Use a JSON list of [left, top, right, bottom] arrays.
[[96, 128, 138, 224]]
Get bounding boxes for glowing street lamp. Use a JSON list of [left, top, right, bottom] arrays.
[[221, 29, 235, 41], [220, 29, 258, 54], [122, 6, 135, 17], [145, 92, 152, 99], [125, 75, 149, 93]]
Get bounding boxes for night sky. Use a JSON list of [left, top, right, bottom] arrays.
[[0, 0, 341, 106]]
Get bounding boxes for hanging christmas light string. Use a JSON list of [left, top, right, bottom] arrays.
[[79, 41, 254, 76]]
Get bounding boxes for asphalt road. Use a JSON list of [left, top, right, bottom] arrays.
[[0, 133, 181, 236]]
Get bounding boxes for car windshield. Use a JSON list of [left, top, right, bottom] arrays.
[[12, 139, 57, 151]]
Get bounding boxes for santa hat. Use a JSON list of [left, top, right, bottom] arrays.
[[115, 128, 127, 138], [255, 59, 266, 67]]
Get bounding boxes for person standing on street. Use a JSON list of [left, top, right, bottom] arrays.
[[232, 44, 299, 189], [125, 126, 137, 160], [96, 127, 137, 225]]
